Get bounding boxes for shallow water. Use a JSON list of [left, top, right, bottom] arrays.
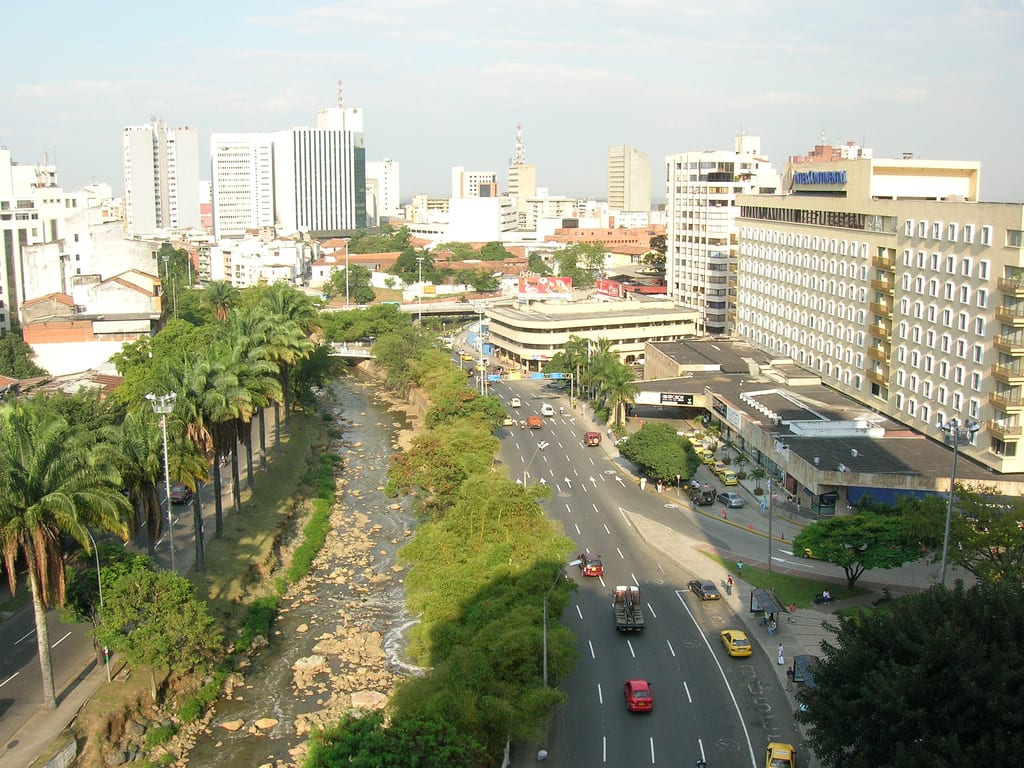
[[182, 375, 416, 767]]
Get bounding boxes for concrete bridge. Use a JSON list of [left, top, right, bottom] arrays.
[[327, 342, 374, 360]]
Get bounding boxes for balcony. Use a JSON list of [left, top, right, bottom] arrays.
[[869, 301, 892, 318], [997, 277, 1024, 296], [989, 390, 1024, 410], [987, 420, 1023, 439], [868, 323, 891, 341], [870, 277, 894, 293], [872, 252, 895, 270], [867, 346, 888, 362], [995, 305, 1024, 326], [866, 369, 888, 385], [993, 335, 1024, 355], [991, 363, 1024, 383]]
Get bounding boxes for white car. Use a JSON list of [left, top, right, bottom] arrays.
[[541, 403, 555, 417], [509, 396, 522, 408]]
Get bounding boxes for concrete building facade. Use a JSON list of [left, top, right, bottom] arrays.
[[366, 158, 401, 220], [209, 133, 275, 239], [122, 119, 200, 236], [273, 107, 367, 235], [665, 135, 780, 336], [608, 145, 651, 213], [736, 151, 1024, 474], [451, 167, 498, 199]]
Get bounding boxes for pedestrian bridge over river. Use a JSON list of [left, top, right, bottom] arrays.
[[327, 342, 374, 360]]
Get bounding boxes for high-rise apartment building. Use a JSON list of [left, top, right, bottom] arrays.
[[122, 119, 200, 236], [665, 135, 780, 336], [451, 167, 498, 199], [273, 107, 367, 235], [736, 150, 1024, 474], [366, 158, 401, 219], [607, 145, 651, 213], [209, 134, 275, 239]]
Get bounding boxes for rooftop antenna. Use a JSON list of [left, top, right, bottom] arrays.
[[337, 79, 344, 109], [820, 128, 827, 147]]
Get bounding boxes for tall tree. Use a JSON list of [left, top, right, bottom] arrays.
[[202, 280, 240, 321], [0, 326, 47, 379], [792, 513, 919, 588], [0, 402, 130, 710], [799, 580, 1024, 768]]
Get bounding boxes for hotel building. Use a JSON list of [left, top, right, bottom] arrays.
[[736, 152, 1024, 474]]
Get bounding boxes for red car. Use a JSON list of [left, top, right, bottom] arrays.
[[624, 679, 653, 712], [584, 431, 602, 447], [577, 551, 604, 577]]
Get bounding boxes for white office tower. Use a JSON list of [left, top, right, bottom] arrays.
[[451, 167, 498, 199], [122, 118, 200, 236], [210, 134, 275, 239], [607, 145, 651, 213], [366, 158, 401, 219], [665, 135, 780, 336], [273, 107, 368, 234]]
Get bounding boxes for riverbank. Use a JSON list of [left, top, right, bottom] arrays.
[[164, 374, 426, 767]]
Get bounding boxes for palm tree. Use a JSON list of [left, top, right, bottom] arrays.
[[561, 335, 590, 403], [259, 319, 314, 443], [598, 362, 639, 428], [0, 402, 131, 710], [202, 280, 240, 322], [101, 409, 164, 554]]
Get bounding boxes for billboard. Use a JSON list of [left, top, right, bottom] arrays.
[[595, 279, 625, 299], [518, 276, 572, 296]]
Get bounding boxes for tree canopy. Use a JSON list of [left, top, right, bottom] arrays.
[[618, 423, 698, 484], [798, 580, 1024, 768], [553, 242, 605, 288], [792, 512, 919, 587]]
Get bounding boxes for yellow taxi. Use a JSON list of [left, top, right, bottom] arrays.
[[765, 742, 795, 768], [720, 629, 752, 657], [718, 469, 738, 486]]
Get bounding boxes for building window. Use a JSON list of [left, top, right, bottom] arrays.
[[963, 224, 974, 243], [904, 219, 914, 236], [958, 312, 969, 331], [981, 225, 993, 246], [945, 255, 956, 274], [942, 308, 952, 327], [937, 386, 948, 405], [921, 404, 931, 423], [931, 252, 940, 271], [973, 344, 983, 364], [979, 260, 990, 280], [911, 350, 921, 367], [953, 392, 963, 411], [928, 279, 939, 297], [897, 346, 907, 363], [976, 288, 987, 308], [974, 317, 985, 336], [918, 221, 928, 237], [961, 257, 973, 277], [924, 354, 934, 373], [939, 359, 950, 377], [932, 222, 942, 239], [970, 371, 982, 391], [968, 399, 980, 419], [959, 285, 970, 304], [923, 381, 933, 398], [947, 222, 958, 241]]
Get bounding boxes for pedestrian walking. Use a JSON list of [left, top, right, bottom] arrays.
[[737, 561, 744, 577], [777, 643, 785, 665], [640, 477, 647, 491]]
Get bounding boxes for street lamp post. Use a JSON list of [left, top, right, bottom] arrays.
[[767, 478, 773, 574], [542, 570, 565, 689], [147, 392, 177, 573], [416, 256, 424, 323], [938, 417, 980, 587], [522, 440, 549, 486], [344, 241, 350, 308], [84, 528, 111, 682], [475, 304, 487, 396]]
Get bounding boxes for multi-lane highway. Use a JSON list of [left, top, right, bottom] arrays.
[[492, 375, 802, 768]]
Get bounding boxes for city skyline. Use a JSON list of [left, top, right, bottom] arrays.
[[4, 0, 1022, 203]]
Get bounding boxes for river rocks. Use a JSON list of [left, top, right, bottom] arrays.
[[295, 623, 309, 633], [253, 717, 280, 730], [350, 690, 388, 709], [220, 719, 246, 732]]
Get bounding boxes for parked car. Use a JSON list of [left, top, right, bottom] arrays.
[[765, 742, 796, 768], [509, 396, 522, 408], [576, 551, 604, 577], [170, 483, 193, 505], [688, 579, 722, 601], [623, 679, 653, 712], [690, 486, 716, 506], [718, 469, 739, 486], [718, 491, 745, 508], [721, 629, 752, 657]]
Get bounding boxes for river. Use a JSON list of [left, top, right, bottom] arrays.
[[180, 372, 418, 767]]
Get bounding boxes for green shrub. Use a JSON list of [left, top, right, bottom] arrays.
[[144, 724, 177, 749], [178, 668, 229, 723], [233, 595, 280, 653]]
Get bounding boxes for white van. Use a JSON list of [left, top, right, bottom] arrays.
[[541, 403, 555, 417]]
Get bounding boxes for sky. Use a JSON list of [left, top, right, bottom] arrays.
[[4, 0, 1023, 203]]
